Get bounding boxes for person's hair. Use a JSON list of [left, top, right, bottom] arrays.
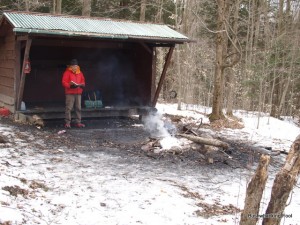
[[69, 59, 78, 65]]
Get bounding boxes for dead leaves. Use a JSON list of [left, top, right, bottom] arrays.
[[2, 180, 49, 198], [2, 185, 29, 197], [195, 202, 240, 218], [173, 181, 241, 219], [210, 118, 244, 130], [0, 135, 8, 144], [29, 180, 49, 191]]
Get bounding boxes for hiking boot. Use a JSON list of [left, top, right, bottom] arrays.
[[65, 123, 71, 129], [74, 123, 85, 128]]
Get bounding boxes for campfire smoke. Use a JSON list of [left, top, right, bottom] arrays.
[[143, 112, 180, 150]]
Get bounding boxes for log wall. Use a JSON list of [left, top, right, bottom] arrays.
[[0, 24, 16, 111]]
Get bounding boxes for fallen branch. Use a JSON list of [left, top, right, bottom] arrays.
[[178, 133, 229, 149], [182, 125, 198, 136], [251, 146, 287, 156]]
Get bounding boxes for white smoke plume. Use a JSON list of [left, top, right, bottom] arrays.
[[142, 112, 180, 150]]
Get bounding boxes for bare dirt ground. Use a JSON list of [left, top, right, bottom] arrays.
[[1, 115, 281, 174]]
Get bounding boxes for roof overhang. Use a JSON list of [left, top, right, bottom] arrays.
[[12, 27, 187, 44], [1, 11, 190, 45]]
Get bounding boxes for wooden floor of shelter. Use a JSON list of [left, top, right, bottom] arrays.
[[16, 102, 155, 120]]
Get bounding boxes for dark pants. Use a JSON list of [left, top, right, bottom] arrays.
[[65, 94, 81, 124]]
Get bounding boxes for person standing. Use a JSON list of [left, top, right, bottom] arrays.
[[62, 59, 86, 128]]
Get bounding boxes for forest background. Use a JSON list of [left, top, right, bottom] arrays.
[[1, 0, 300, 121]]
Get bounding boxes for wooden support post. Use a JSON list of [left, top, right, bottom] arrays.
[[14, 40, 21, 112], [240, 154, 270, 225], [16, 38, 32, 110], [262, 134, 300, 225], [151, 47, 157, 105], [152, 46, 175, 107]]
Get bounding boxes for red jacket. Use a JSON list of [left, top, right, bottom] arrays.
[[62, 68, 85, 95]]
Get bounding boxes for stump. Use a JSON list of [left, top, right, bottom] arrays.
[[262, 134, 300, 225], [240, 154, 270, 225]]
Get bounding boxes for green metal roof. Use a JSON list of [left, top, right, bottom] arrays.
[[1, 11, 189, 43]]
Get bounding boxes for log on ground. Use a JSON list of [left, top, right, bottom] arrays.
[[178, 133, 229, 149]]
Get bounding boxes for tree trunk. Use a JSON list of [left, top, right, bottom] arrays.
[[53, 0, 62, 14], [175, 0, 182, 110], [155, 0, 163, 23], [140, 0, 146, 22], [240, 155, 270, 225], [226, 68, 234, 116], [270, 76, 280, 118], [278, 78, 290, 116], [278, 41, 296, 115], [25, 0, 29, 11], [257, 76, 263, 129], [210, 0, 230, 121], [270, 0, 285, 118], [82, 0, 91, 16], [225, 0, 240, 116], [262, 134, 300, 225], [210, 35, 225, 121]]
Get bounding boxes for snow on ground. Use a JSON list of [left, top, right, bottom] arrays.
[[1, 103, 300, 225], [157, 103, 300, 152]]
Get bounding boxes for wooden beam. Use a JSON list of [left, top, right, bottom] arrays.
[[16, 35, 29, 41], [151, 46, 174, 107], [16, 38, 32, 110], [149, 43, 176, 48], [151, 47, 157, 103], [33, 39, 127, 49]]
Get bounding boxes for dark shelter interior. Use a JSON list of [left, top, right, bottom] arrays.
[[22, 38, 152, 110]]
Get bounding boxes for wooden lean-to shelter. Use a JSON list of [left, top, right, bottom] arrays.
[[0, 11, 189, 120]]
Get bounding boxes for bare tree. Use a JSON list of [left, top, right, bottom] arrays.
[[82, 0, 91, 16], [225, 0, 240, 116], [140, 0, 146, 22], [155, 0, 164, 23], [25, 0, 30, 11], [53, 0, 62, 14], [209, 0, 229, 121]]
